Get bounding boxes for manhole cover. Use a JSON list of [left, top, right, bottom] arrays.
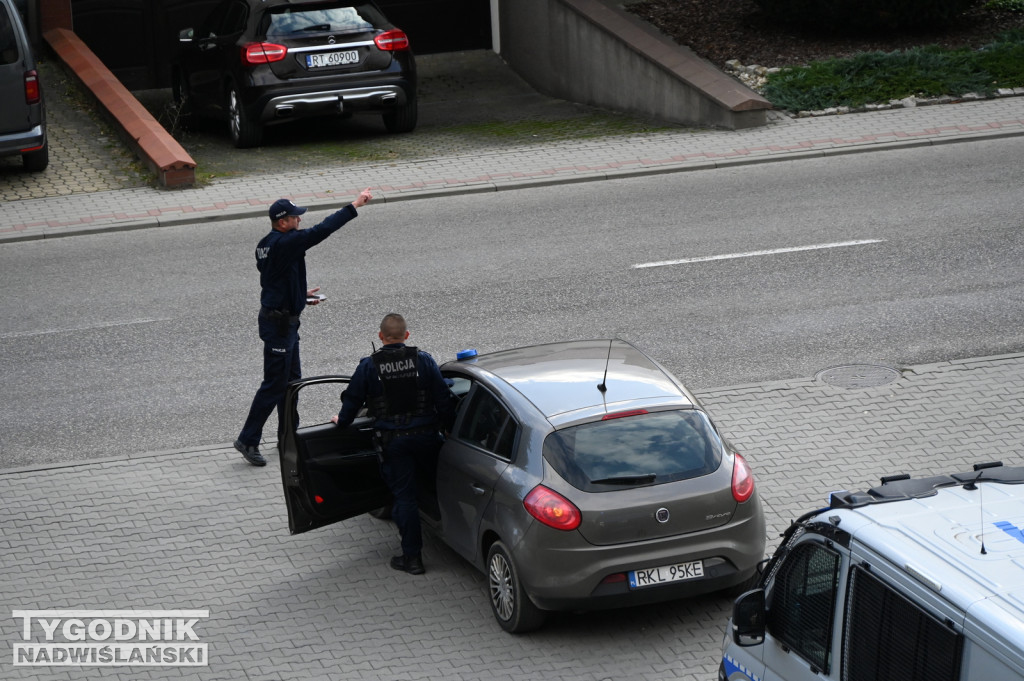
[[815, 364, 901, 389]]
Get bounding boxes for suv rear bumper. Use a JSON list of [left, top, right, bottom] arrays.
[[259, 84, 410, 123], [0, 123, 45, 157]]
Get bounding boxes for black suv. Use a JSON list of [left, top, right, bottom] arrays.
[[0, 0, 47, 171], [173, 0, 416, 148]]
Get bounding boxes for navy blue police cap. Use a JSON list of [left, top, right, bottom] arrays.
[[269, 199, 308, 220]]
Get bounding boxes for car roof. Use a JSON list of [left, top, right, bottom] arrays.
[[822, 465, 1024, 650], [448, 339, 695, 422]]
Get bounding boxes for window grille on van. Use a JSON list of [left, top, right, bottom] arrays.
[[767, 542, 841, 673], [842, 565, 963, 681]]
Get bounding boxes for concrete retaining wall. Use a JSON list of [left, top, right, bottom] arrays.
[[497, 0, 772, 130], [44, 28, 196, 187]]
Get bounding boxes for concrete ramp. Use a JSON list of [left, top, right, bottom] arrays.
[[497, 0, 772, 129]]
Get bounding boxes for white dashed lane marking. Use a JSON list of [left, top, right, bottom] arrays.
[[632, 239, 885, 269]]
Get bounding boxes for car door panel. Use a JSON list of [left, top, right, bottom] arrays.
[[191, 0, 247, 113], [435, 383, 515, 563], [436, 439, 509, 563], [279, 376, 390, 535]]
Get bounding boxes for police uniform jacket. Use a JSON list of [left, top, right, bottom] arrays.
[[256, 204, 358, 315], [336, 343, 454, 432]]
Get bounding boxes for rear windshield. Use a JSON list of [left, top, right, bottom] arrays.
[[543, 409, 723, 492], [266, 3, 384, 37]]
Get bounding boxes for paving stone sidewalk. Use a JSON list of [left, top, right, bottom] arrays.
[[3, 353, 1022, 681]]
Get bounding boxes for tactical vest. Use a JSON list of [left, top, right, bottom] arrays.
[[367, 346, 428, 426]]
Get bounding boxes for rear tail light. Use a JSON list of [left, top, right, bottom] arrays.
[[374, 29, 410, 51], [731, 453, 755, 503], [242, 42, 288, 65], [25, 70, 40, 104], [524, 485, 581, 531]]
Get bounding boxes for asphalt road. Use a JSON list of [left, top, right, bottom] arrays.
[[1, 137, 1022, 468]]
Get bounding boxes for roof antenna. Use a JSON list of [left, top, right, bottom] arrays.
[[597, 340, 612, 393], [964, 470, 987, 555]]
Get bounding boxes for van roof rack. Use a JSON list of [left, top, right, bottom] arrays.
[[829, 461, 1024, 509]]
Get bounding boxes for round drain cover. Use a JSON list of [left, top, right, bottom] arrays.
[[815, 364, 900, 389]]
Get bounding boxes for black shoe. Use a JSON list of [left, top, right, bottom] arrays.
[[390, 554, 425, 575], [234, 439, 266, 467]]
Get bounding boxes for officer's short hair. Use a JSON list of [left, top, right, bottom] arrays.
[[380, 313, 407, 339]]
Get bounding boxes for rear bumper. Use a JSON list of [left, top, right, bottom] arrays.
[[515, 495, 766, 612], [0, 123, 45, 158], [259, 84, 409, 123]]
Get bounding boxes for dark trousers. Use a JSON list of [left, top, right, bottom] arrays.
[[238, 313, 300, 447], [381, 432, 442, 558]]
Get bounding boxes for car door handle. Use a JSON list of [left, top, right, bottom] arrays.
[[471, 484, 487, 496]]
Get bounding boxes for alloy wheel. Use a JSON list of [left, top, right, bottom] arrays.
[[229, 89, 241, 141], [488, 552, 515, 621]]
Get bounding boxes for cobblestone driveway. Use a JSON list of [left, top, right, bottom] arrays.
[[3, 354, 1022, 681]]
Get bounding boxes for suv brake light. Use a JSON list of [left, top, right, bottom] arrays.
[[25, 70, 40, 104], [731, 453, 755, 503], [524, 486, 581, 531], [601, 408, 648, 421], [242, 42, 287, 65], [374, 29, 410, 51]]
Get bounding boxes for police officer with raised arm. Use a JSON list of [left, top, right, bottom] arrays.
[[332, 313, 454, 575], [235, 188, 373, 467]]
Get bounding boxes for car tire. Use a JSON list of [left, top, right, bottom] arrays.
[[486, 541, 545, 633], [22, 141, 48, 172], [228, 85, 262, 148], [382, 95, 417, 133]]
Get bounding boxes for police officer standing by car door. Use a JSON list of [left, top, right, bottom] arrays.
[[235, 188, 373, 467], [332, 313, 454, 575]]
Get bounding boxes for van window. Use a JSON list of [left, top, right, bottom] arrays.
[[0, 3, 20, 65], [843, 565, 963, 681], [767, 542, 841, 673]]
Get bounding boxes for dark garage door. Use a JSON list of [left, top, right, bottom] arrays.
[[69, 0, 492, 90]]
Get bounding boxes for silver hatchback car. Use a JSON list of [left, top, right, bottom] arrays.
[[279, 339, 766, 632]]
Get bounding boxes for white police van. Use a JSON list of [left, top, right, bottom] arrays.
[[720, 461, 1024, 681]]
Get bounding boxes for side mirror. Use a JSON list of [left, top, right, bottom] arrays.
[[178, 27, 194, 42], [731, 588, 766, 646]]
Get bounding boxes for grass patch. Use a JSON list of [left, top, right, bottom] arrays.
[[764, 29, 1024, 111], [985, 0, 1024, 10], [438, 115, 673, 142]]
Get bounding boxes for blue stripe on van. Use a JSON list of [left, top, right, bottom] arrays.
[[994, 520, 1024, 543], [722, 653, 761, 681]]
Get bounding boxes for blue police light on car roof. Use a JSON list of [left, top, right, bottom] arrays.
[[456, 349, 478, 361]]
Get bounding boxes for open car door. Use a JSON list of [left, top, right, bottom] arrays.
[[279, 375, 390, 534]]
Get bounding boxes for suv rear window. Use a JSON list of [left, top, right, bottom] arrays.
[[543, 409, 724, 491], [265, 3, 382, 37]]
